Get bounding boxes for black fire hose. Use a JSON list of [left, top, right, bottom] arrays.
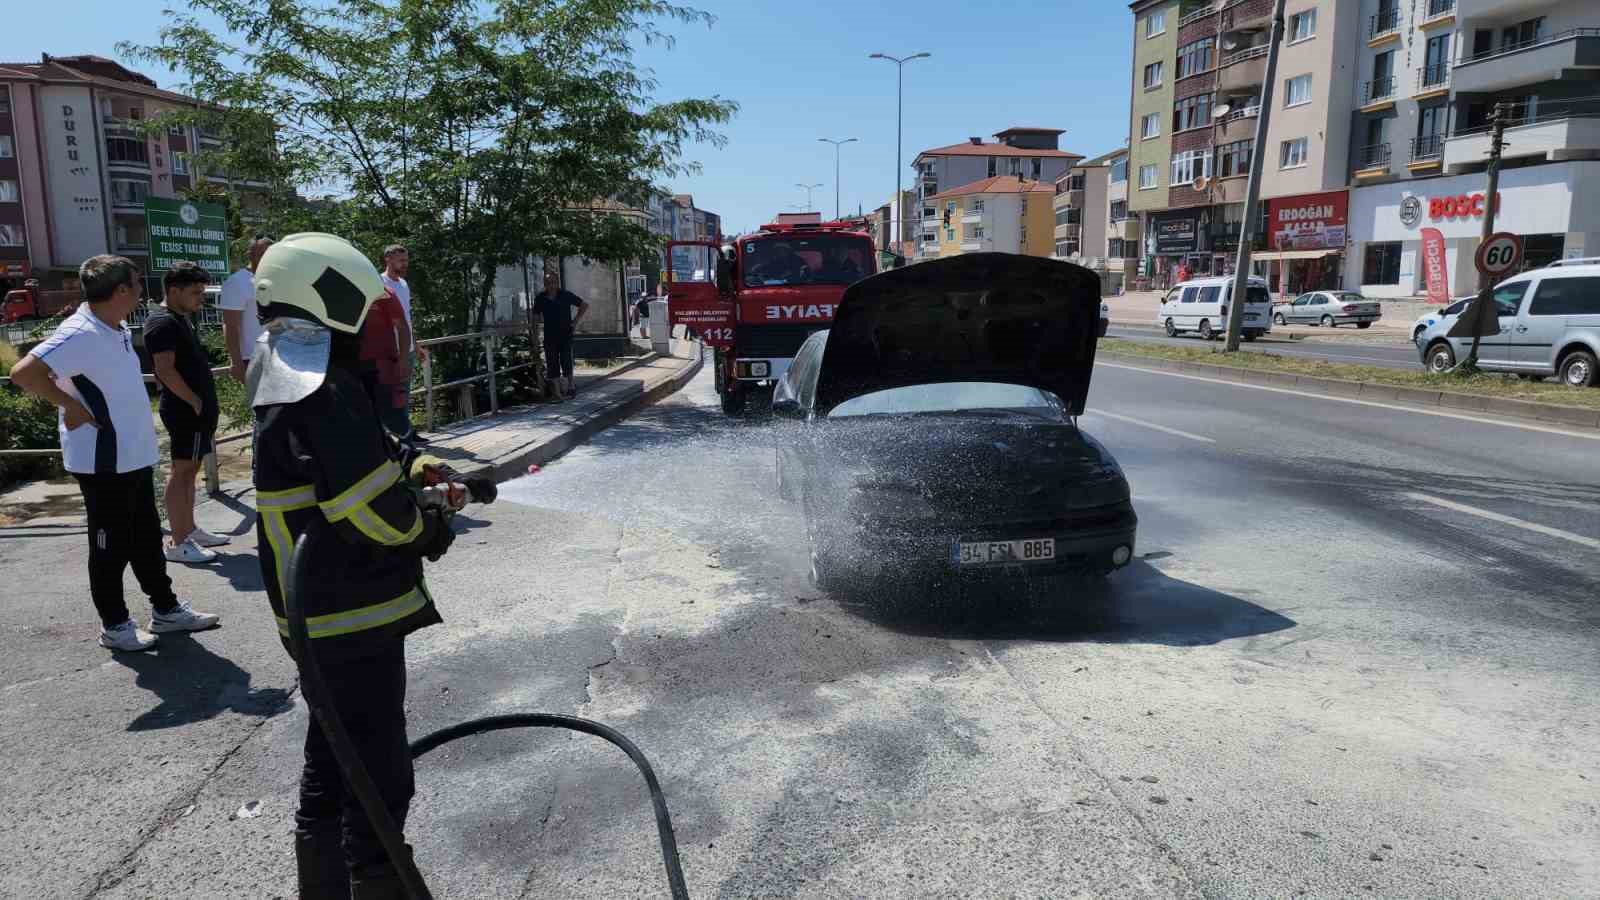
[[285, 518, 691, 900]]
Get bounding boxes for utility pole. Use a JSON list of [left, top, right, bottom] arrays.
[[1455, 100, 1510, 369], [795, 183, 822, 212], [1223, 0, 1288, 352], [818, 137, 859, 219], [870, 52, 931, 253]]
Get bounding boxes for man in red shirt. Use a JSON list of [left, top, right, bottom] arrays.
[[359, 289, 414, 442]]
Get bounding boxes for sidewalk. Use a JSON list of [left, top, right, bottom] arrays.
[[1107, 289, 1429, 342]]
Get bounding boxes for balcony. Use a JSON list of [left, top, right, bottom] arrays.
[[1353, 142, 1392, 178], [1178, 5, 1216, 28], [1218, 44, 1268, 93], [1361, 76, 1397, 111], [959, 238, 994, 253], [1409, 134, 1445, 169], [1415, 64, 1450, 99], [1452, 29, 1600, 95], [961, 211, 983, 224], [1368, 7, 1400, 46], [1420, 0, 1454, 28], [1444, 114, 1600, 174], [1055, 222, 1080, 241], [1052, 190, 1075, 210], [1218, 0, 1272, 32]]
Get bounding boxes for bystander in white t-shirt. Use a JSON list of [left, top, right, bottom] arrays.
[[217, 268, 261, 359], [26, 306, 159, 474], [380, 274, 414, 349]]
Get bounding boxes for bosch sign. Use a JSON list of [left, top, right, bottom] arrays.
[[1427, 193, 1501, 221]]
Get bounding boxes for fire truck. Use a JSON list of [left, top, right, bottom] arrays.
[[666, 219, 881, 415]]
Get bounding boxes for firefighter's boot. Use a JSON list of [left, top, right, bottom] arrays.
[[295, 829, 351, 900]]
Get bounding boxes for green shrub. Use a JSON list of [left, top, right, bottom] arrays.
[[0, 358, 64, 486]]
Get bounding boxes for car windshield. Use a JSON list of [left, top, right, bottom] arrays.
[[828, 382, 1065, 419], [742, 234, 871, 287], [1333, 293, 1366, 302]]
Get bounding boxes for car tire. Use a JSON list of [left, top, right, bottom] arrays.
[[1357, 321, 1372, 329], [1198, 319, 1214, 341], [719, 387, 746, 416], [1243, 331, 1258, 342], [1426, 341, 1456, 374], [1273, 312, 1286, 325], [1164, 318, 1177, 337], [1321, 315, 1335, 328], [1558, 349, 1598, 388]]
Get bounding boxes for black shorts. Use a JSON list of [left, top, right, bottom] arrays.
[[160, 406, 218, 461]]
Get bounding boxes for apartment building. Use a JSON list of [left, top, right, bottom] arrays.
[[1344, 0, 1600, 297], [1129, 0, 1181, 235], [1106, 152, 1142, 291], [911, 127, 1082, 259], [922, 176, 1055, 260], [0, 54, 266, 296], [1053, 149, 1141, 292], [867, 190, 916, 262]]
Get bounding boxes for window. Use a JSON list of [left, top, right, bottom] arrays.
[[0, 223, 23, 246], [968, 225, 986, 240], [1144, 61, 1164, 90], [1110, 200, 1128, 221], [1215, 140, 1253, 177], [1285, 74, 1312, 107], [1529, 277, 1600, 316], [1500, 17, 1544, 52], [1177, 38, 1215, 78], [1173, 93, 1212, 131], [0, 179, 17, 203], [111, 179, 149, 205], [1056, 241, 1079, 257], [1180, 288, 1198, 303], [1280, 137, 1308, 168], [105, 137, 149, 164], [1109, 238, 1128, 258], [1110, 157, 1128, 183], [0, 135, 13, 158], [987, 156, 997, 177], [1362, 242, 1402, 285], [1055, 209, 1074, 226], [1145, 9, 1166, 37], [1171, 149, 1211, 185], [172, 153, 190, 175], [970, 199, 985, 214], [1197, 286, 1222, 305], [1289, 9, 1317, 42], [1138, 164, 1159, 190], [1031, 158, 1043, 180], [0, 100, 10, 115], [1141, 113, 1161, 139]]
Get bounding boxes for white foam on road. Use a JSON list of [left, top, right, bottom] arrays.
[[1402, 491, 1600, 550]]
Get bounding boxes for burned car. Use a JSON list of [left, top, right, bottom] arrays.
[[772, 253, 1137, 589]]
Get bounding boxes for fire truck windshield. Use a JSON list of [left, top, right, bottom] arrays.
[[742, 234, 870, 288]]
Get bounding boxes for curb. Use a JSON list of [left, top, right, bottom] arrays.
[[478, 341, 704, 483], [1097, 351, 1600, 431]]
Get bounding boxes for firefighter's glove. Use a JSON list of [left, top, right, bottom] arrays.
[[416, 508, 457, 562]]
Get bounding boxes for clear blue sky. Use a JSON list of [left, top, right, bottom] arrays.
[[7, 0, 1136, 235]]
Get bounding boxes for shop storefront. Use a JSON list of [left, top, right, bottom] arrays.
[[1145, 209, 1205, 288], [1345, 161, 1600, 300], [1253, 190, 1347, 296]]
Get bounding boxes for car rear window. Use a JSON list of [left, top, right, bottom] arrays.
[[1528, 276, 1600, 316], [1246, 286, 1270, 304], [829, 383, 1064, 418]]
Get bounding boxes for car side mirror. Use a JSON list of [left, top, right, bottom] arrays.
[[771, 397, 801, 418]]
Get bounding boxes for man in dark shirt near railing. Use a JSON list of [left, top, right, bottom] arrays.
[[532, 266, 589, 401]]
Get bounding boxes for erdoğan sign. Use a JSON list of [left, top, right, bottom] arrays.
[[1268, 191, 1347, 251]]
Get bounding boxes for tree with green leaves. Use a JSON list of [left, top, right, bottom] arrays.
[[122, 0, 736, 337]]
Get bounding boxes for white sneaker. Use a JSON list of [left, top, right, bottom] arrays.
[[150, 601, 221, 633], [188, 528, 231, 548], [164, 539, 219, 563], [100, 619, 158, 652]]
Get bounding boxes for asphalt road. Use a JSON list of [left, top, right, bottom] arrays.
[[4, 361, 1596, 898], [1106, 325, 1424, 370]]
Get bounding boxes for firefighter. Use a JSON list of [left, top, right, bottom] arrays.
[[245, 232, 457, 899]]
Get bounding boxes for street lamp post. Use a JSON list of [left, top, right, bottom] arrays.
[[818, 137, 858, 219], [795, 183, 822, 212], [870, 51, 930, 253]]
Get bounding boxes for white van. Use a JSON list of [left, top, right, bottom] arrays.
[[1156, 275, 1274, 341]]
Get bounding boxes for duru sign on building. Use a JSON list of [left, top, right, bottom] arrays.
[[1268, 190, 1347, 252], [144, 198, 230, 277]]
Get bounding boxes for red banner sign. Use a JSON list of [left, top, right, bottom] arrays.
[[1420, 227, 1450, 304], [1268, 190, 1348, 251]]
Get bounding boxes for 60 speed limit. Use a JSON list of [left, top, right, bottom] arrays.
[[1475, 232, 1523, 278]]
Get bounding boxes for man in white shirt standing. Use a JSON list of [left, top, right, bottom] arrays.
[[378, 244, 419, 442], [8, 255, 220, 652], [217, 236, 274, 382]]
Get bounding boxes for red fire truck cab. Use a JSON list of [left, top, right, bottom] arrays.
[[666, 220, 880, 415]]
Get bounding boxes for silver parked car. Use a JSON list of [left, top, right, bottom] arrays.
[[1272, 291, 1382, 328], [1416, 259, 1600, 386], [1411, 296, 1473, 344]]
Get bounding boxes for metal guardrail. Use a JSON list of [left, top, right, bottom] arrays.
[[1221, 44, 1269, 67], [411, 323, 538, 432], [1369, 8, 1400, 39], [1178, 5, 1216, 27], [1424, 0, 1454, 20], [1462, 27, 1600, 64]]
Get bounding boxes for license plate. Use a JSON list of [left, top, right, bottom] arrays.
[[954, 538, 1056, 566]]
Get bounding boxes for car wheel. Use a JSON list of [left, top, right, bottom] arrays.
[[1243, 331, 1258, 342], [1321, 315, 1335, 328], [1198, 319, 1214, 341], [1357, 321, 1372, 329], [1164, 318, 1176, 337], [1273, 312, 1286, 325], [719, 387, 747, 415], [1426, 341, 1456, 374], [1558, 349, 1598, 387]]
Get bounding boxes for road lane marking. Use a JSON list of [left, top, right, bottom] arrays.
[[1402, 492, 1600, 550], [1081, 409, 1216, 444], [1095, 361, 1600, 443]]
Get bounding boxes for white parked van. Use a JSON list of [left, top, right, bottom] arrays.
[[1156, 275, 1274, 341]]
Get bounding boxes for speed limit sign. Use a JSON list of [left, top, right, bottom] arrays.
[[1475, 232, 1523, 278]]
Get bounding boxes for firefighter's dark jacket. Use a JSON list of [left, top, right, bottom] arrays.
[[254, 363, 443, 659]]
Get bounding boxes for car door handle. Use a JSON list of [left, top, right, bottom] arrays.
[[1515, 326, 1529, 333]]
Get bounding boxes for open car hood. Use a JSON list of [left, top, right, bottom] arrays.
[[813, 253, 1102, 417]]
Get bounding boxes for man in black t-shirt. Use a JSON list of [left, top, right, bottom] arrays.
[[146, 261, 228, 563], [532, 266, 589, 400]]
